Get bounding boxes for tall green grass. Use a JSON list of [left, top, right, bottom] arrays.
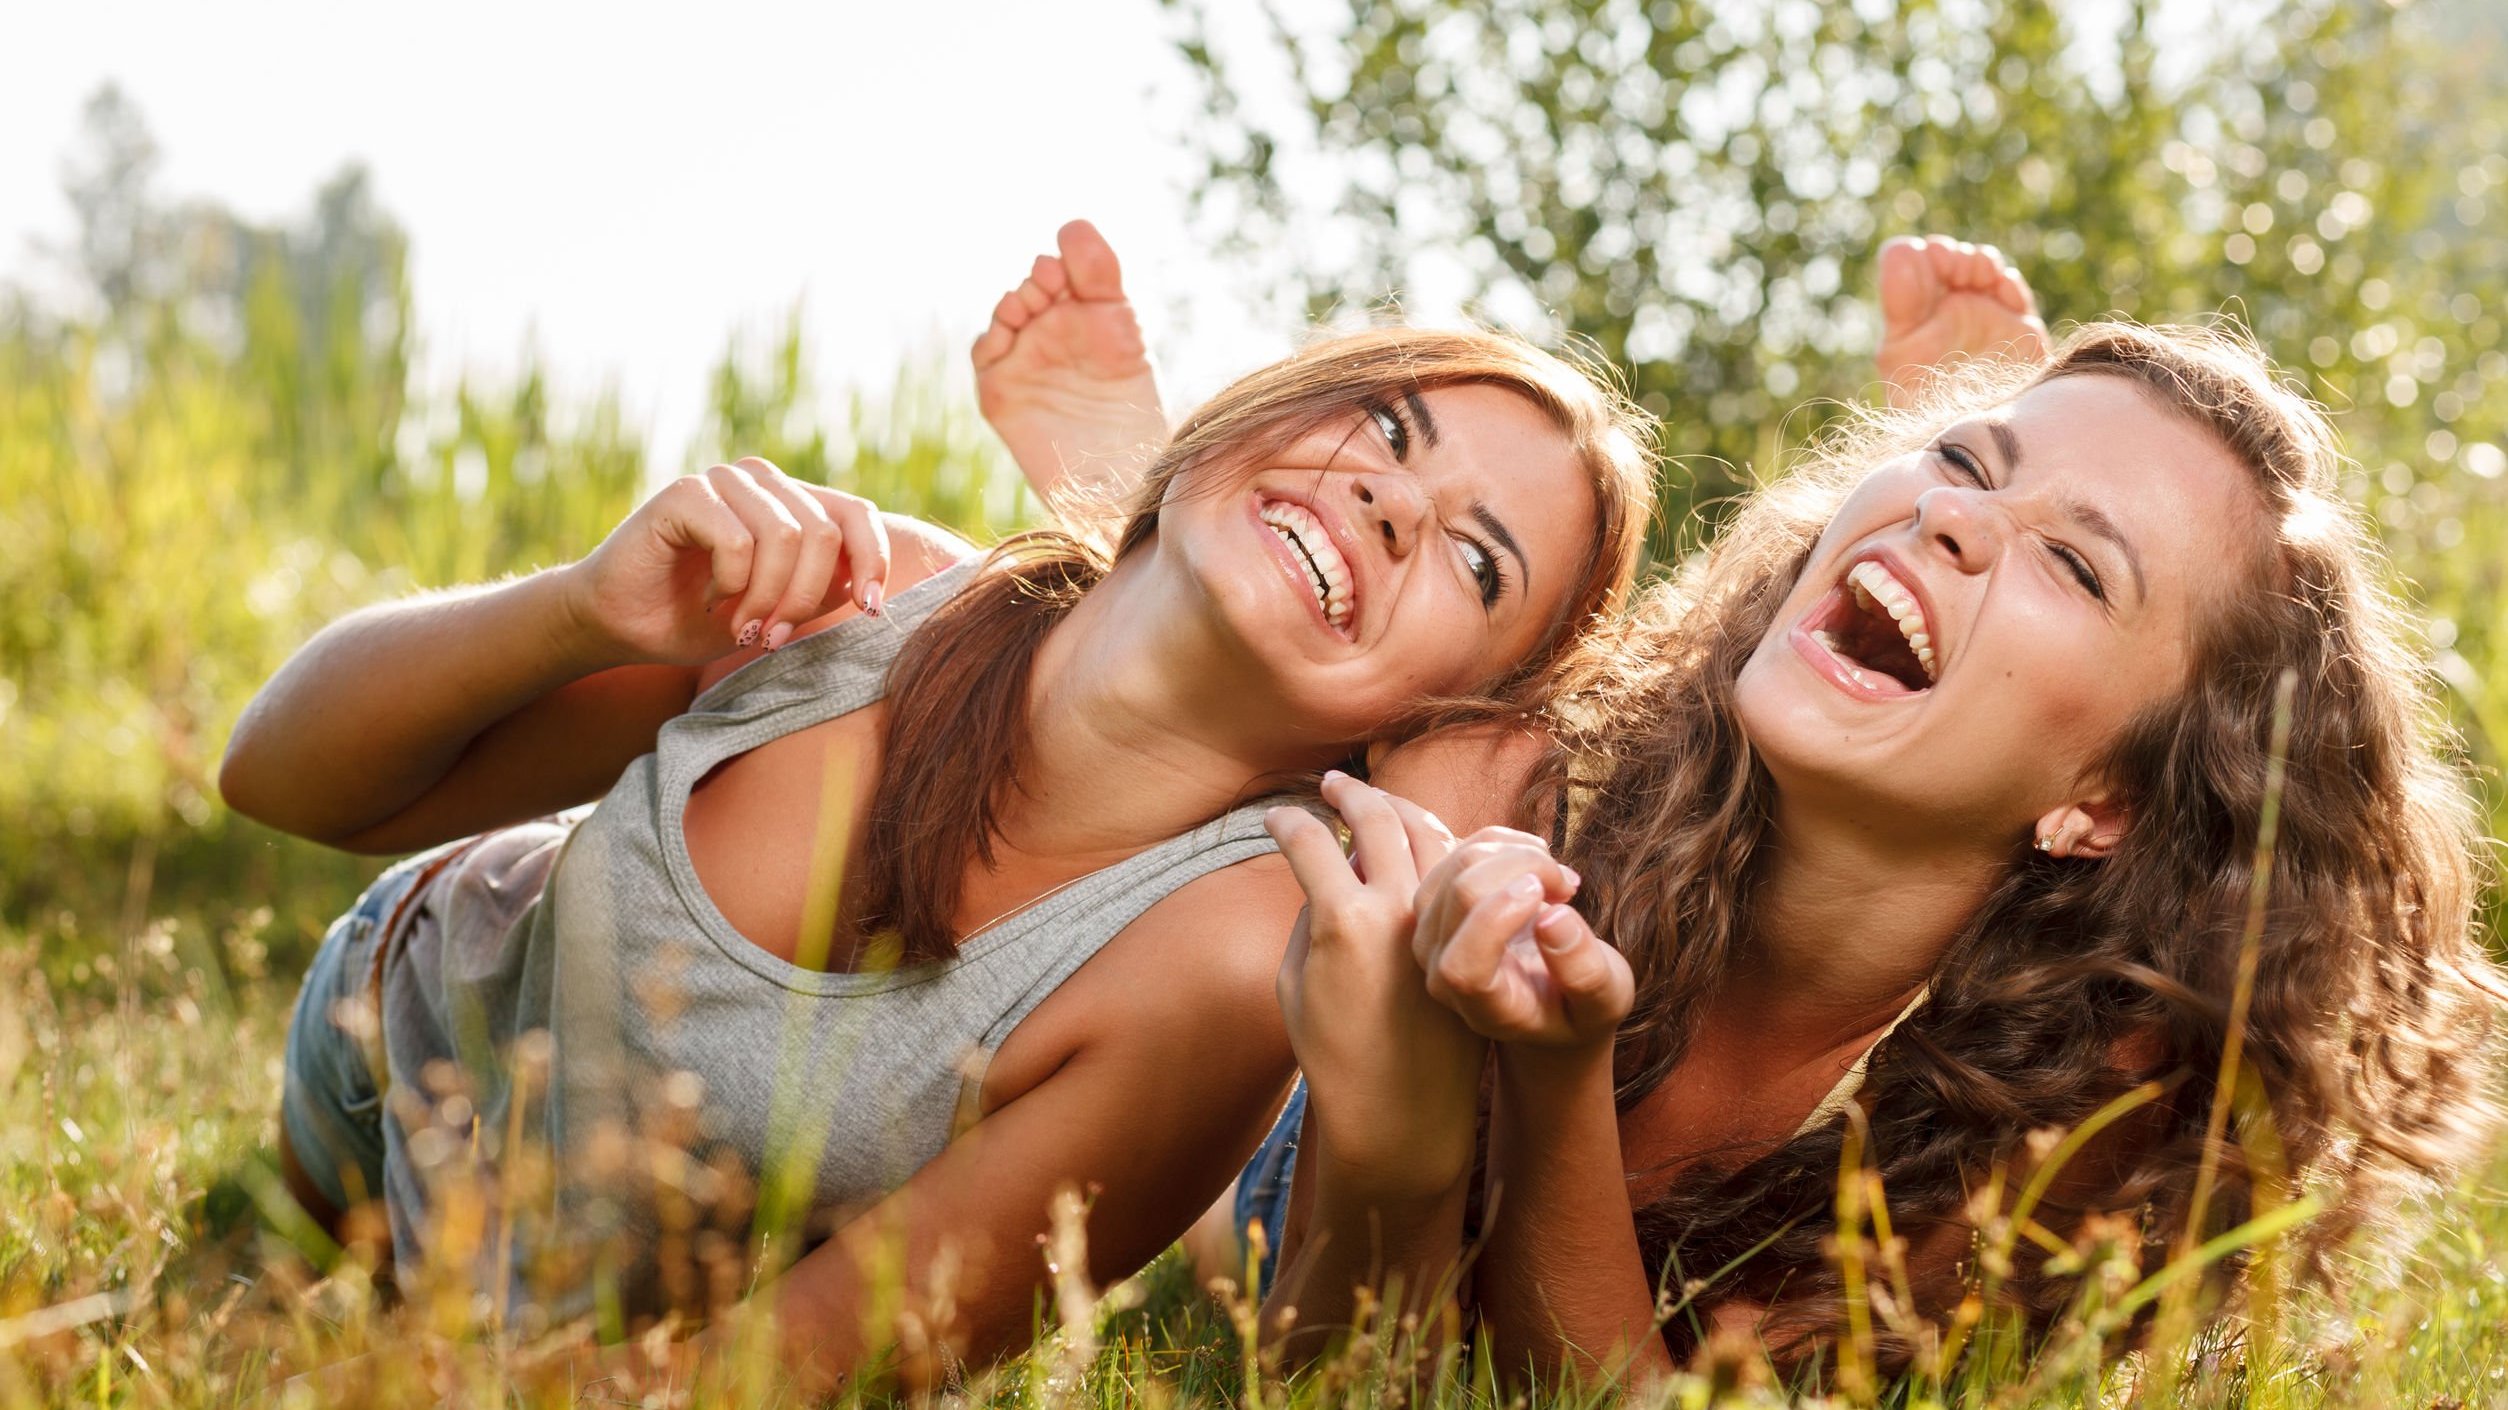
[[3, 232, 2506, 1404]]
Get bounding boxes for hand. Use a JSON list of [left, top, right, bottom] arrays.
[[1875, 235, 2050, 407], [1414, 828, 1632, 1050], [558, 456, 893, 666], [1266, 772, 1485, 1200]]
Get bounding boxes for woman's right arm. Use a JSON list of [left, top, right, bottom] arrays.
[[219, 458, 906, 854], [1408, 829, 1673, 1390]]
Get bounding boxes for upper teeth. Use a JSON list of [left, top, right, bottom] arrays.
[[1846, 560, 1937, 682], [1259, 500, 1354, 631]]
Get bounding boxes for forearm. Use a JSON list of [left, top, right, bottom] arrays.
[[220, 565, 628, 843], [1479, 1044, 1672, 1390], [1261, 1161, 1472, 1368]]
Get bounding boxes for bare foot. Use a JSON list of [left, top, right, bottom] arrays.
[[972, 219, 1169, 505], [1874, 236, 2051, 408]]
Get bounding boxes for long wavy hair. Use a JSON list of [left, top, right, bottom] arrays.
[[851, 327, 1658, 962], [1550, 323, 2505, 1368]]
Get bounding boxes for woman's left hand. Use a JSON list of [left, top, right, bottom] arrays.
[[1413, 829, 1633, 1049]]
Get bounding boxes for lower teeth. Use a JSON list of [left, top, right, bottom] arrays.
[[1270, 525, 1337, 622]]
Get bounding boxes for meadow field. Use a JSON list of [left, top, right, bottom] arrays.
[[5, 265, 2507, 1410], [10, 0, 2508, 1397]]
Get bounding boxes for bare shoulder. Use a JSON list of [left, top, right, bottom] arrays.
[[981, 852, 1299, 1114], [883, 512, 981, 580], [1052, 855, 1299, 1027], [1120, 852, 1303, 1001]]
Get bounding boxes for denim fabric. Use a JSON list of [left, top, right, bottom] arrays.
[[1231, 1077, 1305, 1295], [278, 848, 445, 1214]]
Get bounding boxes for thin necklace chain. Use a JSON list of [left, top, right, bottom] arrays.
[[961, 868, 1096, 944]]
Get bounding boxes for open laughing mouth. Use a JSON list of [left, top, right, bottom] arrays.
[[1797, 558, 1940, 697], [1257, 496, 1356, 633]]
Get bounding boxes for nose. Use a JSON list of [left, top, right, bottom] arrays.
[[1346, 472, 1425, 558], [1911, 484, 2007, 573]]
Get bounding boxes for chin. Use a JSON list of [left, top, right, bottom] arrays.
[[1185, 568, 1378, 730], [1734, 645, 1893, 802]]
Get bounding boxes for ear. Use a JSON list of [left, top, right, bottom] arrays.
[[2030, 796, 2132, 860]]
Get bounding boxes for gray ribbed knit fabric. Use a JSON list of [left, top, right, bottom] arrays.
[[376, 559, 1285, 1320]]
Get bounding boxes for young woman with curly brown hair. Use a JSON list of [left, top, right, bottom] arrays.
[[1257, 283, 2505, 1383]]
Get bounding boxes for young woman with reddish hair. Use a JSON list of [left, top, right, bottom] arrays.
[[225, 224, 1657, 1388]]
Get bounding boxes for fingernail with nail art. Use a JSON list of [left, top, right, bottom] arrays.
[[764, 622, 794, 651], [737, 620, 761, 647]]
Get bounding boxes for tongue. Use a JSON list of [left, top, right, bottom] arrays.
[[1830, 591, 1930, 691], [1841, 645, 1920, 695]]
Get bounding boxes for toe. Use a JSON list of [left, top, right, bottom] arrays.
[[1996, 260, 2038, 316], [972, 322, 1015, 370], [1877, 237, 1933, 326], [1032, 254, 1071, 299], [1964, 243, 2001, 290], [1060, 219, 1126, 300], [992, 290, 1031, 331], [1015, 277, 1053, 317]]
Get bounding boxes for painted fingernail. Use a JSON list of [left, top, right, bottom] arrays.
[[737, 620, 762, 647], [1322, 769, 1348, 786], [1563, 866, 1582, 889], [862, 581, 885, 617], [764, 621, 794, 651]]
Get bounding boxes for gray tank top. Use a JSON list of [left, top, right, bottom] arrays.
[[376, 559, 1285, 1318]]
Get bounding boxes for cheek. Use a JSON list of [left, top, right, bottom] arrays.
[[1825, 463, 1929, 537], [1993, 630, 2157, 766], [1729, 635, 1820, 755]]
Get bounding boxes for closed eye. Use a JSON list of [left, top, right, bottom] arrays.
[[1940, 442, 2106, 601], [2047, 541, 2105, 599], [1936, 441, 1989, 487]]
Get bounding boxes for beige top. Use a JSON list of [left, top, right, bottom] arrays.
[[1788, 986, 1933, 1140]]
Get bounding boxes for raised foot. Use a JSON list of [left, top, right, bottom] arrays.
[[972, 219, 1169, 505], [1874, 235, 2051, 407]]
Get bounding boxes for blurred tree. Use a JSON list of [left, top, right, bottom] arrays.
[[49, 86, 415, 518], [1160, 0, 2508, 563], [59, 84, 167, 323]]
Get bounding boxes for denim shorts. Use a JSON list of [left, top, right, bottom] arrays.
[[1230, 1077, 1306, 1295], [278, 842, 464, 1215]]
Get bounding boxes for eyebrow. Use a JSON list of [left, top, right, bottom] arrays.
[[1470, 500, 1529, 600], [2057, 496, 2148, 604], [1988, 419, 2023, 472], [1402, 390, 1441, 449]]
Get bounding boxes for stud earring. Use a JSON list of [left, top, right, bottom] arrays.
[[2034, 834, 2055, 853]]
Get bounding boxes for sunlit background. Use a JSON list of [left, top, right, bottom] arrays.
[[1, 0, 1312, 458], [6, 0, 2508, 1401]]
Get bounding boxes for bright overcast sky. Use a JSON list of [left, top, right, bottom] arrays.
[[4, 0, 1308, 469]]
